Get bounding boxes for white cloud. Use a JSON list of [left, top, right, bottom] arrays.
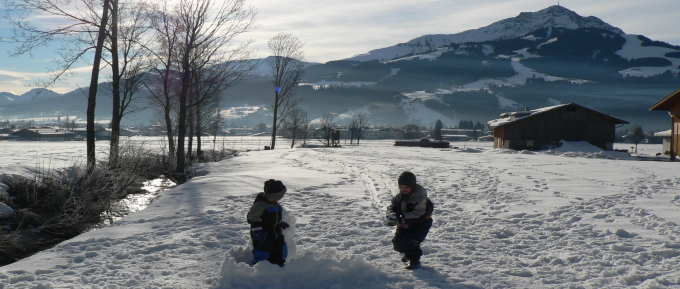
[[2, 0, 680, 94], [247, 0, 680, 62], [0, 66, 93, 94]]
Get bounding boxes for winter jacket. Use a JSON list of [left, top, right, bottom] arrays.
[[247, 193, 284, 232], [389, 184, 433, 225]]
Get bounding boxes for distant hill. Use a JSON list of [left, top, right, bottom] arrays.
[[1, 5, 678, 130]]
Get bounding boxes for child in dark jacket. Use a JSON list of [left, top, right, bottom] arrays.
[[247, 179, 289, 266], [387, 171, 434, 270]]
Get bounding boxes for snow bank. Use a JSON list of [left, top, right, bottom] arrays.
[[0, 202, 14, 219], [217, 249, 390, 289], [546, 141, 631, 159], [0, 181, 9, 202]]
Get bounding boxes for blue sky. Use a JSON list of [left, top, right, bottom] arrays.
[[1, 0, 680, 94]]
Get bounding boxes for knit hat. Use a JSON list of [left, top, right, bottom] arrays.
[[264, 179, 286, 202], [398, 171, 417, 187]]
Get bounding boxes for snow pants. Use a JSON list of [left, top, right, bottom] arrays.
[[392, 219, 432, 260], [251, 229, 288, 266]]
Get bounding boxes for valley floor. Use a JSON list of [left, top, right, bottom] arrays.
[[2, 142, 680, 288]]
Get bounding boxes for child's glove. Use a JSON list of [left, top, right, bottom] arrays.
[[385, 212, 398, 227], [279, 222, 290, 230]]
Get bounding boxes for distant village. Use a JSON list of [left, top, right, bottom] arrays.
[[2, 88, 679, 160]]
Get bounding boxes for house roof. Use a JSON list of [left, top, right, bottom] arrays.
[[488, 103, 628, 128], [654, 130, 672, 137], [650, 88, 680, 111]]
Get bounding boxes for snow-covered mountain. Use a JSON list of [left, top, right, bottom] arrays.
[[239, 56, 320, 78], [2, 6, 679, 129], [348, 5, 624, 62], [296, 5, 680, 128]]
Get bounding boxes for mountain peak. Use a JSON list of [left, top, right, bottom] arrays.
[[348, 5, 624, 62], [538, 5, 576, 14]]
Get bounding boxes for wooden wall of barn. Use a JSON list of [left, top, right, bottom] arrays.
[[498, 106, 618, 150], [673, 115, 679, 157]]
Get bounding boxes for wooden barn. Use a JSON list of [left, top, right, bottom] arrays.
[[488, 103, 628, 150], [650, 89, 680, 160]]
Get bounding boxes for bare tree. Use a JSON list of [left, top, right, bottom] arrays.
[[8, 0, 113, 171], [348, 112, 369, 145], [192, 57, 251, 159], [283, 108, 307, 149], [319, 113, 336, 147], [268, 33, 304, 150], [172, 0, 254, 181], [107, 0, 150, 168], [85, 0, 111, 171], [147, 1, 181, 161]]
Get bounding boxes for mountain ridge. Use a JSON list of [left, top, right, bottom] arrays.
[[1, 5, 678, 130]]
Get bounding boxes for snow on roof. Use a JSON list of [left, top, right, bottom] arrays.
[[488, 103, 627, 128], [488, 103, 570, 127], [654, 130, 672, 137]]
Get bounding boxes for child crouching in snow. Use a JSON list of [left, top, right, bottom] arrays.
[[386, 172, 434, 270], [247, 179, 290, 267]]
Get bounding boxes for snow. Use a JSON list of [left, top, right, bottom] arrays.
[[402, 91, 441, 103], [451, 57, 589, 93], [298, 81, 376, 90], [221, 106, 267, 120], [488, 103, 570, 127], [544, 141, 631, 159], [218, 249, 389, 289], [0, 202, 14, 218], [616, 35, 676, 61], [399, 99, 456, 126], [619, 66, 677, 78], [385, 48, 449, 63], [537, 37, 558, 49], [654, 130, 672, 137], [513, 48, 541, 59], [3, 142, 680, 288], [522, 35, 540, 41], [615, 34, 680, 78], [496, 95, 520, 109], [347, 6, 623, 62], [482, 44, 495, 56]]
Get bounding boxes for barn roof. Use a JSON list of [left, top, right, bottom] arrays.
[[654, 130, 672, 137], [650, 88, 680, 111], [488, 103, 628, 128]]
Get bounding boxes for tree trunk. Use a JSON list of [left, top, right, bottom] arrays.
[[270, 91, 279, 150], [86, 0, 111, 172], [196, 105, 203, 160], [109, 0, 121, 168], [175, 58, 191, 181], [290, 127, 296, 149], [164, 106, 175, 159], [187, 103, 194, 162]]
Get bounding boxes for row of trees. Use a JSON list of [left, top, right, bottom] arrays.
[[278, 112, 369, 148], [9, 0, 256, 181]]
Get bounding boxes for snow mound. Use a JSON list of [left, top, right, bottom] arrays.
[[547, 141, 631, 159], [0, 202, 14, 218], [282, 209, 297, 259], [0, 181, 9, 202], [217, 249, 391, 289]]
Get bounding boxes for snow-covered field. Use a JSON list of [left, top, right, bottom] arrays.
[[2, 141, 680, 288], [0, 136, 273, 175]]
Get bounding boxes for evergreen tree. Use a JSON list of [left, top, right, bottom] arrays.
[[433, 120, 443, 140]]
